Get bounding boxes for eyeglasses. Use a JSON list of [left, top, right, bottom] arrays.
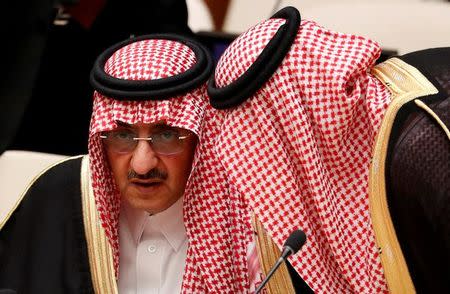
[[100, 127, 193, 155]]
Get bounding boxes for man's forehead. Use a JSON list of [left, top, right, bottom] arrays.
[[114, 120, 191, 132], [115, 120, 167, 128]]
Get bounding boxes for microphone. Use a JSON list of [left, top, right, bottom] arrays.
[[255, 229, 306, 294]]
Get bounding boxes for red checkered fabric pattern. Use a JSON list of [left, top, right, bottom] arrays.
[[189, 19, 392, 292], [105, 40, 197, 81], [247, 238, 263, 292], [215, 18, 286, 87], [183, 104, 255, 292], [88, 39, 208, 282]]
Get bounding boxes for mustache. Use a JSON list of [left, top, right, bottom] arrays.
[[127, 169, 168, 180]]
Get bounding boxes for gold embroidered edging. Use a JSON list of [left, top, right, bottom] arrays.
[[252, 213, 295, 294], [0, 155, 84, 230], [415, 99, 450, 140], [370, 58, 438, 294], [81, 155, 118, 294]]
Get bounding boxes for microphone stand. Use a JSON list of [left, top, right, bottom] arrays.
[[255, 247, 293, 294]]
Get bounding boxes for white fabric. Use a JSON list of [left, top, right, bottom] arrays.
[[119, 197, 187, 294]]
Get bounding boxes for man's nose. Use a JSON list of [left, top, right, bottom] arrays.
[[130, 140, 158, 175]]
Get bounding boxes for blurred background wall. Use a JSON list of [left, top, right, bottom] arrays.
[[1, 0, 449, 156], [188, 0, 450, 55]]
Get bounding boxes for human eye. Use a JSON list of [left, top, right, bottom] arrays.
[[111, 129, 135, 141], [154, 129, 179, 142]]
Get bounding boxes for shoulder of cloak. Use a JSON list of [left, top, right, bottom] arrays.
[[0, 155, 85, 230], [370, 48, 450, 293], [0, 155, 95, 292]]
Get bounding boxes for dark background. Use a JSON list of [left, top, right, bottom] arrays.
[[1, 0, 396, 156]]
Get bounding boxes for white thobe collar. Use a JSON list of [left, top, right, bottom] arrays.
[[122, 197, 186, 252]]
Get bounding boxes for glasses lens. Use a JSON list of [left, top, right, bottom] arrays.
[[100, 127, 192, 155], [102, 130, 137, 153], [151, 129, 187, 155]]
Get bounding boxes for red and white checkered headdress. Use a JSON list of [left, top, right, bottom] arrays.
[[88, 35, 213, 284], [186, 7, 391, 292]]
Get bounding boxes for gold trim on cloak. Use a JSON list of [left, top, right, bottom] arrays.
[[81, 155, 118, 294], [370, 58, 438, 294], [414, 99, 450, 140], [252, 213, 296, 294]]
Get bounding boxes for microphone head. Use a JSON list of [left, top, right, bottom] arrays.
[[283, 229, 307, 254]]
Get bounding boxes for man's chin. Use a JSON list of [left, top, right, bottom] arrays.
[[123, 187, 165, 212], [124, 195, 159, 212]]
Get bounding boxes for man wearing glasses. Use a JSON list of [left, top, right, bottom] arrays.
[[0, 35, 214, 293], [100, 122, 196, 215]]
